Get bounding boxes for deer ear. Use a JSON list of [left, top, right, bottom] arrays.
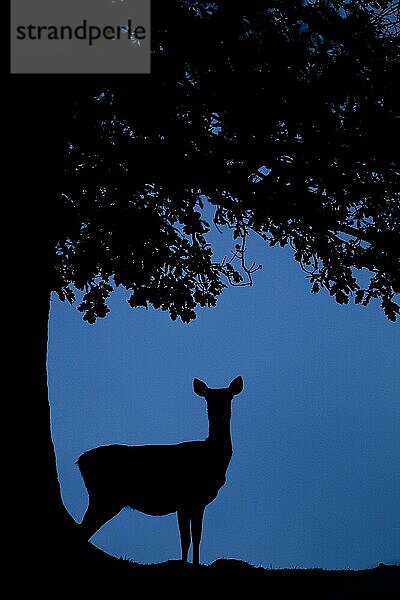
[[193, 378, 208, 397], [229, 376, 244, 396]]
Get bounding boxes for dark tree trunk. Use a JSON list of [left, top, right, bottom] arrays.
[[23, 241, 79, 560], [11, 79, 86, 573], [31, 282, 72, 537]]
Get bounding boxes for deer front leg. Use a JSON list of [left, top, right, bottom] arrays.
[[177, 510, 191, 563], [191, 506, 205, 566]]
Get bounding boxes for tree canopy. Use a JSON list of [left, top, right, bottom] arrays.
[[35, 0, 399, 322]]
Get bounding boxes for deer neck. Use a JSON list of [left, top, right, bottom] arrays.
[[206, 414, 232, 455]]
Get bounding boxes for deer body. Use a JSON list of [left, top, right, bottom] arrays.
[[77, 376, 243, 565], [78, 440, 230, 516]]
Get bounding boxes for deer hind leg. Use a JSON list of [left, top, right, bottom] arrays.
[[177, 510, 191, 563], [190, 506, 205, 566], [80, 498, 122, 541]]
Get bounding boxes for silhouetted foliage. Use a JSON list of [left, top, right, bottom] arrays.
[[42, 0, 400, 323]]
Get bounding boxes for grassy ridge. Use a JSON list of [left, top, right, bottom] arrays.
[[49, 544, 400, 598]]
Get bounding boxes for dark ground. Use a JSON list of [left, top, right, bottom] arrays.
[[44, 543, 400, 599]]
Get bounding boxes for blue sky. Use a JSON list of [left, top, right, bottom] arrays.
[[48, 227, 400, 570]]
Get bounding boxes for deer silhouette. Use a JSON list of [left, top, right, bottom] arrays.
[[77, 375, 244, 565]]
